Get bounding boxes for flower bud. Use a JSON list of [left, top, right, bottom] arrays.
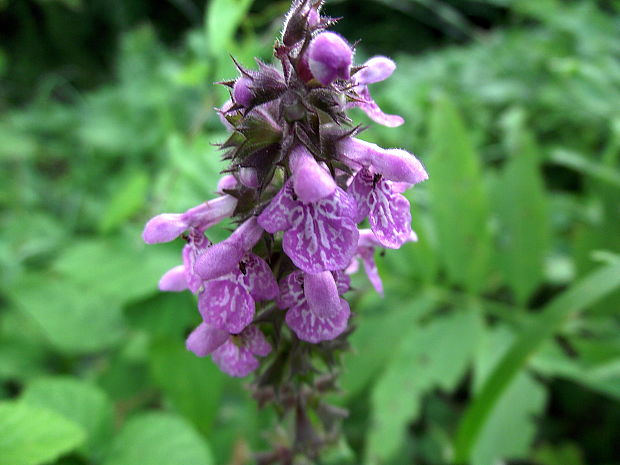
[[239, 167, 260, 188], [233, 76, 254, 107], [308, 32, 352, 85]]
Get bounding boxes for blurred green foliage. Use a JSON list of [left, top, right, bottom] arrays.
[[1, 0, 620, 464]]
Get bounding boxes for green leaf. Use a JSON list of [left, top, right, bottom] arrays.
[[472, 327, 547, 465], [10, 274, 126, 354], [20, 377, 114, 459], [99, 171, 149, 234], [0, 402, 85, 465], [52, 235, 178, 305], [550, 148, 620, 189], [148, 337, 226, 436], [365, 308, 483, 464], [103, 413, 213, 465], [340, 294, 436, 400], [427, 96, 491, 293], [206, 0, 253, 57], [453, 262, 620, 464], [495, 114, 551, 304]]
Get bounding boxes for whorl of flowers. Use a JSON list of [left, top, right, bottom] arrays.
[[143, 0, 427, 460]]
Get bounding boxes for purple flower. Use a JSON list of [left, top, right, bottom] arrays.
[[142, 195, 238, 244], [156, 226, 213, 294], [337, 137, 428, 184], [348, 167, 413, 249], [350, 56, 404, 127], [186, 323, 271, 377], [308, 32, 353, 85], [276, 270, 350, 343], [346, 229, 417, 295], [194, 217, 265, 281], [290, 145, 336, 203], [198, 252, 278, 334], [257, 179, 359, 273]]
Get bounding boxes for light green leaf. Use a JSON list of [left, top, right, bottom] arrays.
[[427, 96, 491, 293], [341, 294, 436, 399], [149, 337, 226, 436], [365, 308, 483, 464], [99, 171, 149, 234], [0, 402, 85, 465], [103, 413, 213, 465], [20, 377, 114, 458], [472, 327, 547, 465], [454, 262, 620, 464], [495, 113, 551, 304], [52, 235, 178, 305], [206, 0, 253, 57], [10, 274, 126, 354]]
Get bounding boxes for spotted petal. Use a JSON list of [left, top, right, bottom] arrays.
[[283, 210, 358, 273], [242, 253, 279, 301], [276, 271, 305, 309], [348, 169, 374, 223], [285, 298, 351, 343], [211, 340, 259, 377], [198, 274, 255, 334], [257, 180, 298, 233], [242, 325, 272, 357], [368, 178, 412, 249]]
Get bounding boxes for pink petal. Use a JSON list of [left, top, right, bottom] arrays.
[[142, 214, 187, 244], [198, 274, 255, 334], [185, 323, 228, 357], [276, 271, 305, 309], [257, 180, 298, 233], [211, 340, 259, 377], [242, 253, 279, 301], [303, 271, 341, 319], [285, 298, 351, 343], [242, 325, 272, 357], [290, 145, 336, 203], [354, 56, 396, 85], [158, 265, 188, 292], [368, 179, 412, 249]]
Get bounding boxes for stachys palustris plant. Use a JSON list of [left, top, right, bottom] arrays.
[[142, 1, 428, 462]]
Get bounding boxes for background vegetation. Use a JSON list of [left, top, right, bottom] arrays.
[[1, 0, 620, 464]]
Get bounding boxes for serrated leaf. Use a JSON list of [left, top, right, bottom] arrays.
[[427, 96, 491, 293], [495, 120, 551, 305], [149, 337, 226, 436], [0, 402, 85, 465], [99, 171, 149, 234], [20, 377, 114, 459], [10, 274, 126, 354], [103, 413, 213, 465], [365, 308, 483, 465]]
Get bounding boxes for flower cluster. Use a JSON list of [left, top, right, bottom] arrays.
[[143, 0, 427, 380]]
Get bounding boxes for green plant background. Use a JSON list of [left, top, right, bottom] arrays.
[[1, 0, 620, 464]]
